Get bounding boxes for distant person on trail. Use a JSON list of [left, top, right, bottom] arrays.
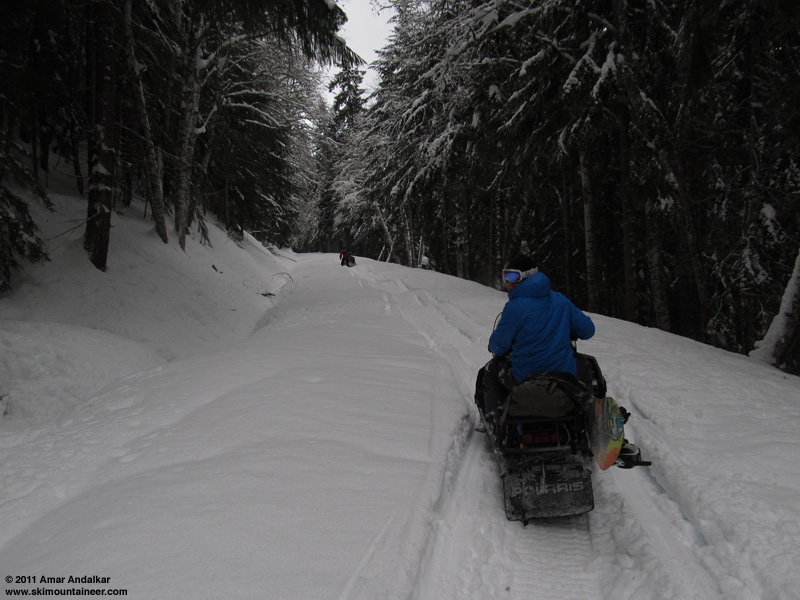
[[475, 254, 596, 423], [339, 247, 356, 267]]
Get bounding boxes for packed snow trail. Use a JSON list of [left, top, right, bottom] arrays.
[[353, 261, 604, 600], [347, 259, 736, 600], [2, 249, 800, 600], [0, 256, 467, 599]]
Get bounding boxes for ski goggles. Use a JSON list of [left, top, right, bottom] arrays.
[[501, 267, 538, 283]]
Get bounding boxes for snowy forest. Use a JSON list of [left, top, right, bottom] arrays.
[[1, 0, 799, 374]]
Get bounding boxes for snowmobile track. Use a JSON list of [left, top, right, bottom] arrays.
[[355, 262, 724, 599], [359, 264, 605, 599], [508, 517, 602, 600], [410, 431, 603, 600]]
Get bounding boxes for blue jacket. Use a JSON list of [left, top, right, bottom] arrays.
[[489, 272, 595, 381]]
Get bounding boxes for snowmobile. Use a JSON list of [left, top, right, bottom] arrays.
[[341, 254, 356, 267], [477, 349, 650, 523]]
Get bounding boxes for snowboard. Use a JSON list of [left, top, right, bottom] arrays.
[[589, 395, 625, 470]]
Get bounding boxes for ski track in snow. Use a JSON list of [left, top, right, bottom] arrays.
[[610, 466, 722, 600], [605, 379, 725, 599]]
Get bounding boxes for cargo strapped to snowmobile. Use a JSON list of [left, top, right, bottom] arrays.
[[481, 370, 597, 522], [499, 371, 591, 423], [477, 349, 650, 523]]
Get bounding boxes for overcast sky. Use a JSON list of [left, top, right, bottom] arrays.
[[335, 0, 395, 93]]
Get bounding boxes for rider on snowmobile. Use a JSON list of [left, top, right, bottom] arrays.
[[475, 254, 596, 425], [476, 254, 647, 470]]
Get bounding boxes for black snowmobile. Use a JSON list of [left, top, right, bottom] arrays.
[[476, 349, 649, 523]]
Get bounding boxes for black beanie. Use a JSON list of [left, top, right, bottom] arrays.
[[504, 255, 538, 272]]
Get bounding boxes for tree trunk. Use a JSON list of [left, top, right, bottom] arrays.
[[511, 184, 533, 257], [122, 0, 168, 243], [617, 105, 637, 322], [30, 108, 39, 181], [84, 0, 116, 271], [400, 203, 414, 266], [461, 205, 472, 281], [191, 120, 216, 228], [375, 201, 394, 262], [670, 0, 715, 344], [173, 17, 204, 251], [491, 192, 502, 287], [611, 0, 638, 322], [673, 156, 716, 345], [750, 246, 800, 373], [561, 173, 573, 298], [643, 197, 672, 331], [440, 193, 450, 274], [71, 136, 84, 196], [455, 206, 469, 280], [579, 147, 599, 312]]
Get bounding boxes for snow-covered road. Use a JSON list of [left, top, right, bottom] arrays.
[[347, 258, 721, 600], [2, 211, 799, 599]]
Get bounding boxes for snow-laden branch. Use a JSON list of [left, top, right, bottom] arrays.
[[225, 103, 283, 127]]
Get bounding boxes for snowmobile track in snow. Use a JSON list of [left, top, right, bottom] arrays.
[[353, 262, 730, 600], [410, 432, 603, 600], [509, 516, 602, 600], [608, 445, 724, 600], [359, 265, 605, 599]]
